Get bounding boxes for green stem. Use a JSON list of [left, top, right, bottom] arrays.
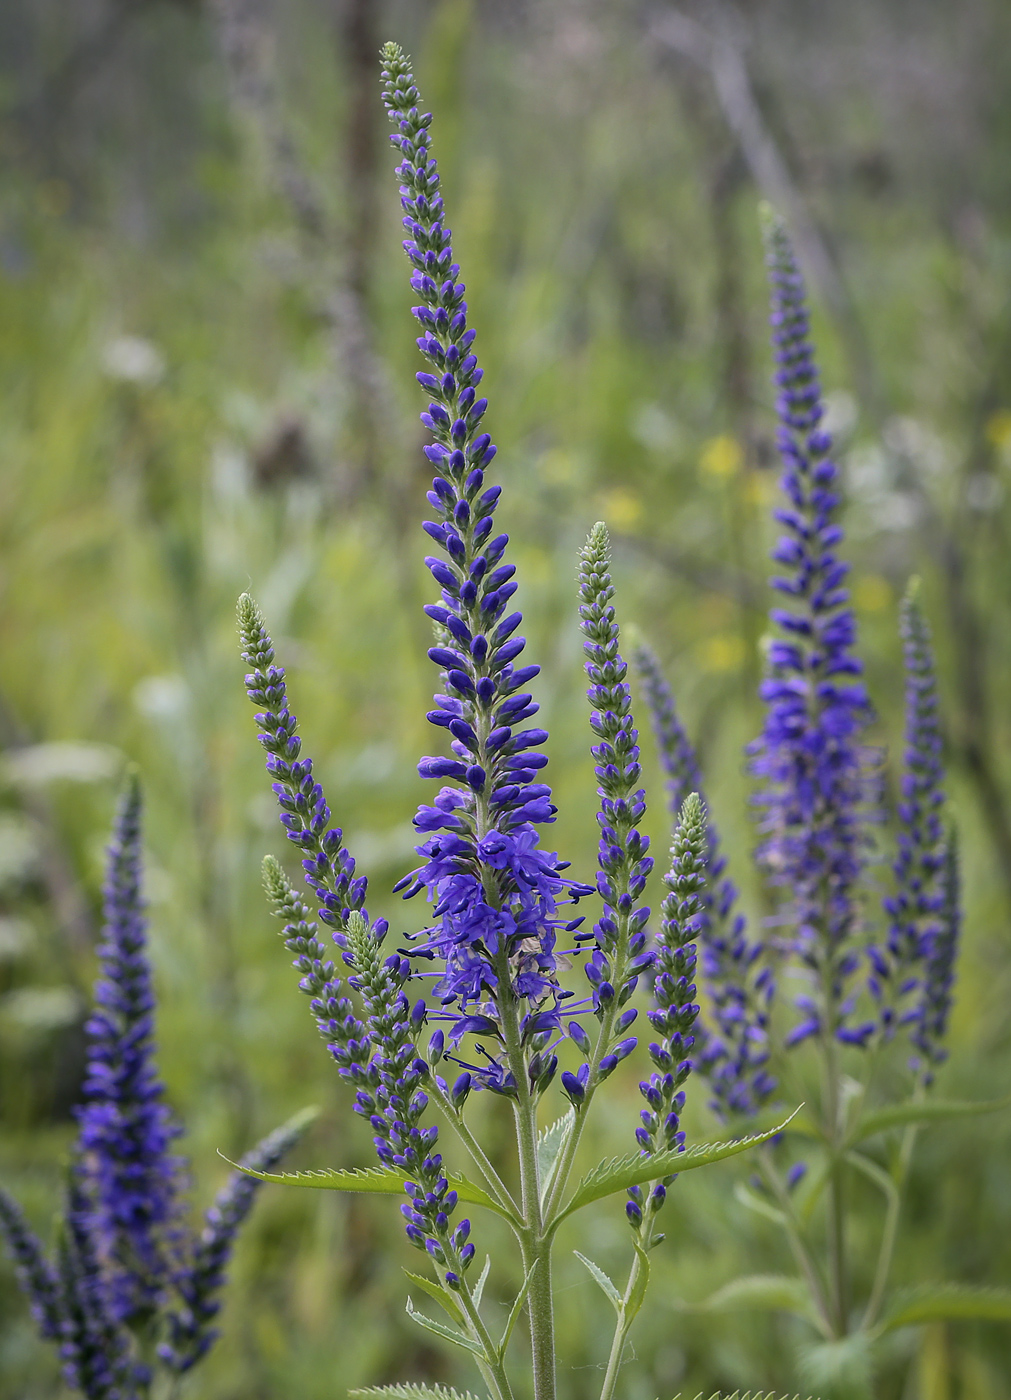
[[496, 963, 555, 1400], [758, 1146, 834, 1339], [541, 929, 632, 1227], [428, 1080, 522, 1222], [597, 1251, 643, 1400], [863, 1119, 920, 1331], [455, 1283, 516, 1400]]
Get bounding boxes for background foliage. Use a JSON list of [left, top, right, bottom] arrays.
[[1, 1, 1011, 1396]]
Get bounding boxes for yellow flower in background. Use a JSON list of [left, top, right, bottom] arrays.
[[744, 471, 777, 507], [700, 434, 743, 480], [540, 448, 576, 485], [986, 410, 1011, 455], [853, 574, 892, 613], [696, 631, 746, 673], [594, 487, 643, 529]]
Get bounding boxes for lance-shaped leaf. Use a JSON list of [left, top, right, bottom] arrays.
[[849, 1092, 1011, 1146], [877, 1283, 1011, 1333], [222, 1159, 512, 1221], [671, 1392, 815, 1399], [573, 1251, 622, 1313], [537, 1110, 574, 1208], [403, 1270, 465, 1326], [553, 1110, 799, 1226], [351, 1385, 486, 1400], [404, 1297, 484, 1357], [696, 1274, 818, 1325]]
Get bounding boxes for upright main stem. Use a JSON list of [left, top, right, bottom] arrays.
[[821, 969, 848, 1337], [497, 975, 555, 1400]]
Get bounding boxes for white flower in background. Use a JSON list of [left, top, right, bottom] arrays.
[[101, 335, 166, 386]]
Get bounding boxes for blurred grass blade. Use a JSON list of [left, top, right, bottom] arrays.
[[877, 1283, 1011, 1333], [696, 1273, 817, 1324], [849, 1092, 1011, 1145]]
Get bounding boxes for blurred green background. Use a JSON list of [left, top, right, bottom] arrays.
[[2, 0, 1011, 1396]]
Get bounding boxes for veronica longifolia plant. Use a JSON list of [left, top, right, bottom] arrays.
[[232, 43, 795, 1400], [636, 212, 1011, 1394], [0, 776, 311, 1399]]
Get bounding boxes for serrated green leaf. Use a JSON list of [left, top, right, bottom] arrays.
[[224, 1159, 508, 1218], [404, 1297, 483, 1356], [350, 1385, 486, 1400], [878, 1282, 1011, 1332], [497, 1264, 535, 1355], [403, 1270, 465, 1326], [573, 1250, 622, 1312], [471, 1254, 491, 1311], [625, 1239, 651, 1324], [850, 1092, 1011, 1145], [669, 1392, 815, 1399], [698, 1274, 816, 1323], [537, 1109, 575, 1207], [554, 1109, 799, 1224]]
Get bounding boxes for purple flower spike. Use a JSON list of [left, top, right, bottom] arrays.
[[74, 772, 183, 1324], [57, 1177, 138, 1400], [238, 593, 373, 937], [160, 1108, 317, 1375], [630, 792, 708, 1228], [872, 580, 947, 1039], [634, 644, 775, 1119], [909, 828, 962, 1084], [578, 524, 654, 978], [0, 1189, 63, 1341], [381, 43, 588, 1087], [750, 211, 873, 1048]]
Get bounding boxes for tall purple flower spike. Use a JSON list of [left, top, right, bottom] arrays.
[[627, 792, 707, 1231], [0, 1189, 63, 1341], [2, 778, 310, 1397], [75, 772, 183, 1324], [870, 580, 947, 1040], [238, 594, 377, 941], [634, 645, 774, 1118], [160, 1107, 318, 1373], [750, 211, 874, 1050], [559, 522, 652, 1109], [909, 829, 961, 1084], [381, 44, 590, 1093]]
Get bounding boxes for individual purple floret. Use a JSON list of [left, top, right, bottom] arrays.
[[628, 792, 707, 1231], [634, 644, 774, 1118], [750, 211, 874, 1049], [160, 1107, 318, 1374], [74, 773, 182, 1324], [909, 829, 961, 1083], [380, 43, 590, 1090], [560, 523, 652, 1107], [238, 592, 379, 941], [871, 581, 947, 1038], [0, 1188, 64, 1340]]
